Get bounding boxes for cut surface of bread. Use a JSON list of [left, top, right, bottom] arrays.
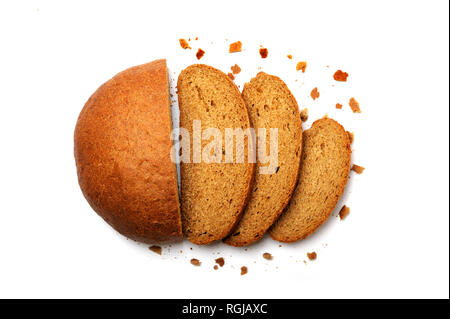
[[74, 60, 182, 244], [224, 72, 302, 246], [270, 118, 351, 242], [177, 64, 255, 245]]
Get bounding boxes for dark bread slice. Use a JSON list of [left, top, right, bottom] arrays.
[[177, 64, 256, 245], [224, 72, 302, 246], [270, 118, 351, 242]]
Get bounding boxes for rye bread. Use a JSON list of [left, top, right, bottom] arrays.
[[224, 72, 302, 246], [74, 60, 182, 244], [177, 64, 255, 245], [270, 118, 351, 242]]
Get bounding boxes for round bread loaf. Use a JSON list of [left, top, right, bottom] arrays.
[[74, 59, 182, 244]]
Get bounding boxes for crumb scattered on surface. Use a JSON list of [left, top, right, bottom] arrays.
[[213, 265, 218, 270], [311, 87, 320, 100], [349, 97, 361, 113], [263, 253, 273, 260], [336, 103, 343, 109], [227, 72, 235, 80], [347, 131, 354, 144], [307, 252, 317, 260], [179, 38, 191, 49], [351, 164, 365, 174], [287, 54, 293, 59], [296, 61, 307, 73], [240, 266, 248, 275], [196, 48, 205, 60], [333, 70, 349, 82], [339, 205, 350, 220], [195, 37, 198, 40], [231, 64, 241, 74], [190, 258, 201, 266], [149, 245, 162, 255], [229, 41, 242, 53], [259, 47, 268, 58], [300, 108, 309, 122], [215, 257, 225, 267]]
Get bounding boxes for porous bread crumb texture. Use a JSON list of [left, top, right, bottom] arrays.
[[231, 64, 241, 74], [351, 164, 365, 174], [339, 205, 350, 220], [307, 252, 317, 260], [229, 41, 242, 53], [177, 64, 255, 245], [74, 60, 182, 244], [333, 70, 349, 82], [349, 97, 361, 113], [179, 39, 191, 49], [296, 62, 307, 73], [196, 48, 205, 60], [190, 258, 201, 266], [270, 118, 351, 242], [300, 108, 309, 122], [240, 266, 248, 275], [224, 72, 302, 247], [149, 245, 162, 255], [259, 48, 268, 58], [311, 87, 320, 100]]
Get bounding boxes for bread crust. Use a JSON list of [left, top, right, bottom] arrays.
[[177, 64, 256, 245], [74, 59, 182, 244], [269, 118, 351, 243]]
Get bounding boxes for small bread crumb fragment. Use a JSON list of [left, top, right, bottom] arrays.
[[263, 253, 273, 260], [349, 97, 361, 113], [287, 54, 293, 59], [311, 87, 320, 100], [300, 108, 309, 122], [179, 38, 191, 49], [307, 252, 317, 260], [227, 72, 235, 80], [336, 103, 343, 109], [333, 70, 349, 82], [347, 131, 354, 144], [190, 258, 201, 266], [259, 47, 268, 58], [240, 266, 248, 275], [213, 265, 218, 270], [195, 37, 198, 40], [231, 64, 241, 74], [229, 41, 242, 53], [215, 257, 225, 267], [351, 164, 365, 174], [296, 61, 307, 73], [339, 205, 350, 220], [196, 48, 205, 60], [149, 245, 162, 255]]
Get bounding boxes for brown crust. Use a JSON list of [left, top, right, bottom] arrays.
[[224, 72, 303, 247], [177, 64, 256, 245], [270, 118, 351, 243], [74, 59, 182, 244]]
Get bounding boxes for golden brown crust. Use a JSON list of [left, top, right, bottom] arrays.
[[74, 59, 182, 244]]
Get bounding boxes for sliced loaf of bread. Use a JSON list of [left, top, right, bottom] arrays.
[[224, 72, 302, 246], [269, 118, 351, 242], [177, 64, 256, 245]]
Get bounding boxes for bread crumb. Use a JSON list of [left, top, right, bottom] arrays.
[[213, 265, 218, 270], [179, 39, 191, 49], [240, 266, 248, 275], [333, 70, 349, 82], [190, 258, 201, 266], [287, 54, 293, 59], [231, 64, 241, 74], [307, 252, 317, 260], [296, 61, 307, 73], [347, 131, 354, 144], [349, 97, 361, 113], [196, 48, 205, 60], [229, 41, 242, 53], [149, 245, 162, 255], [259, 47, 268, 58], [195, 37, 198, 40], [339, 205, 350, 220], [263, 253, 273, 260], [300, 108, 309, 122], [215, 257, 225, 267], [336, 103, 343, 109], [311, 87, 320, 100], [227, 72, 235, 80], [351, 164, 365, 174]]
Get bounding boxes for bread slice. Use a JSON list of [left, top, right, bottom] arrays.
[[74, 60, 182, 244], [177, 64, 255, 245], [224, 72, 302, 246], [270, 118, 351, 242]]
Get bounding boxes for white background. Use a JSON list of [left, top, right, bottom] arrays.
[[0, 0, 448, 299]]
